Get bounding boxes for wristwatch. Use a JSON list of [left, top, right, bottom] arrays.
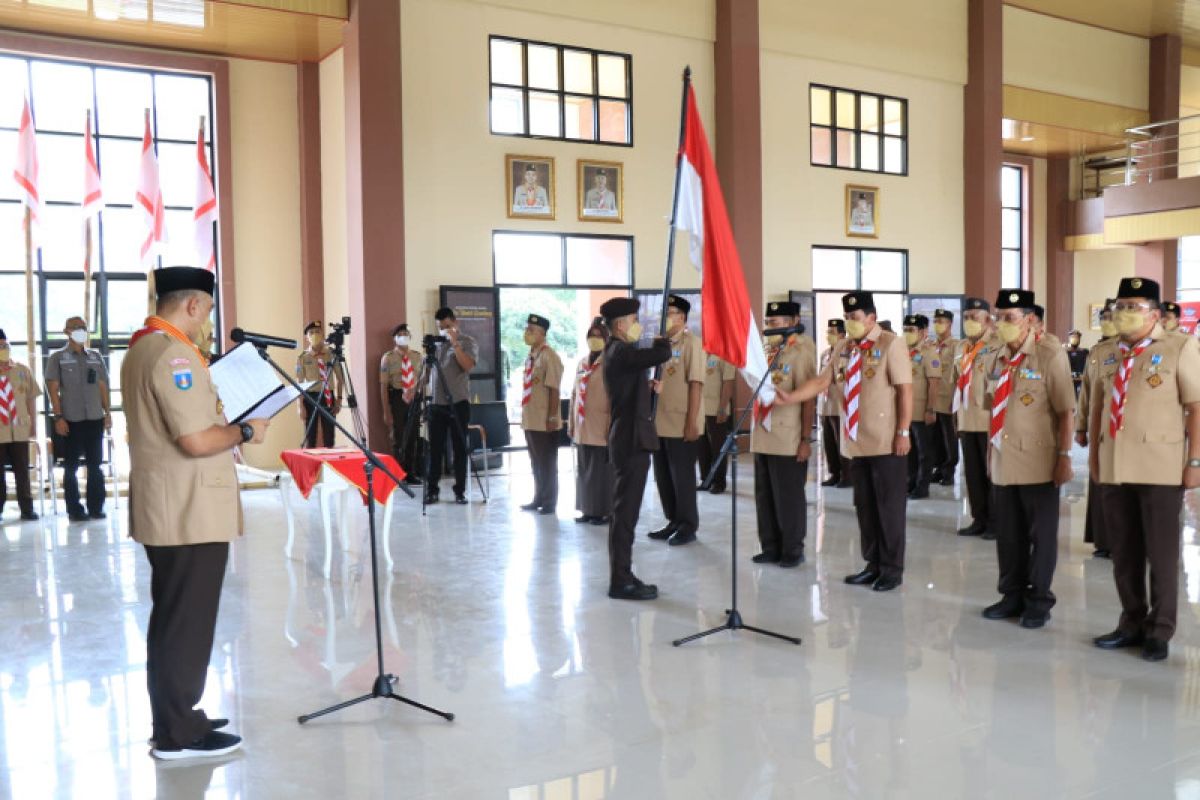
[[239, 422, 255, 444], [1188, 458, 1200, 469], [1058, 450, 1071, 457], [896, 429, 910, 438]]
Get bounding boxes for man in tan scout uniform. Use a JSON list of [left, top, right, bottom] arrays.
[[697, 350, 736, 494], [1076, 298, 1117, 558], [123, 267, 268, 760], [979, 289, 1074, 630], [1090, 277, 1200, 663], [519, 313, 564, 515], [569, 319, 612, 525], [1030, 304, 1061, 349], [749, 301, 816, 567], [929, 309, 959, 486], [1161, 300, 1186, 336], [650, 294, 706, 546], [820, 319, 851, 488], [783, 290, 912, 591], [952, 297, 1002, 539], [295, 320, 343, 448], [0, 330, 39, 520], [380, 323, 420, 484], [903, 314, 942, 499]]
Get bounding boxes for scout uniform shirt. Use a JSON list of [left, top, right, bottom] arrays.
[[1076, 338, 1116, 436], [702, 353, 737, 417], [931, 336, 959, 414], [983, 335, 1075, 485], [953, 334, 1003, 433], [121, 330, 240, 547], [819, 345, 844, 418], [380, 348, 416, 391], [822, 326, 912, 458], [0, 361, 38, 444], [1089, 324, 1200, 486], [570, 354, 610, 447], [751, 336, 817, 456], [655, 328, 706, 438], [909, 339, 944, 416], [521, 344, 565, 433]]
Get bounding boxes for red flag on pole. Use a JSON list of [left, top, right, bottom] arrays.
[[13, 97, 40, 231], [193, 118, 217, 272], [135, 111, 166, 270], [82, 111, 103, 219]]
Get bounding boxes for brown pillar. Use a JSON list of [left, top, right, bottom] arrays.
[[1134, 34, 1182, 298], [715, 0, 763, 312], [344, 0, 405, 450], [963, 0, 1003, 302], [1045, 156, 1073, 335], [297, 61, 324, 328]]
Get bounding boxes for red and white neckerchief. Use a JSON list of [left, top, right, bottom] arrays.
[[754, 342, 784, 430], [988, 350, 1027, 449], [953, 339, 987, 413], [576, 357, 600, 429], [399, 351, 415, 392], [522, 349, 538, 407], [316, 352, 333, 405], [1109, 337, 1153, 439], [0, 372, 15, 426], [843, 340, 873, 441]]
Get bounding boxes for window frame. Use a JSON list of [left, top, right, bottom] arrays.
[[810, 244, 910, 294], [808, 83, 909, 176], [1001, 160, 1031, 290], [491, 229, 634, 289]]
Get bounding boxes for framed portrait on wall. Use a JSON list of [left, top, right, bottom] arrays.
[[577, 159, 623, 223], [845, 184, 879, 238], [1089, 303, 1105, 331], [507, 155, 555, 220]]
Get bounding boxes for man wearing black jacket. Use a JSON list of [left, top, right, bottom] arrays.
[[601, 297, 672, 601]]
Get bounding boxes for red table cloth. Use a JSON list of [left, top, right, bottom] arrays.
[[280, 447, 407, 505]]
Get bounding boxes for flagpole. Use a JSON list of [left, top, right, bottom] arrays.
[[656, 66, 692, 338], [84, 109, 93, 325], [24, 208, 34, 367]]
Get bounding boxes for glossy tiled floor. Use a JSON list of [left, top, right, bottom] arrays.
[[3, 448, 1200, 799]]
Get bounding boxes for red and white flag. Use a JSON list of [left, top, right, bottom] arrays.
[[13, 97, 41, 232], [135, 112, 166, 270], [82, 112, 103, 219], [674, 83, 772, 413], [193, 120, 217, 271]]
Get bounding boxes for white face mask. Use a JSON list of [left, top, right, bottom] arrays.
[[69, 329, 88, 344], [395, 336, 409, 347]]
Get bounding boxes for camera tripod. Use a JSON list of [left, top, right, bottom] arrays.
[[302, 319, 366, 448]]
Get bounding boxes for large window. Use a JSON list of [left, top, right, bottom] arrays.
[[489, 36, 632, 146], [811, 246, 907, 331], [810, 84, 907, 175], [1001, 163, 1025, 288], [1180, 236, 1200, 302]]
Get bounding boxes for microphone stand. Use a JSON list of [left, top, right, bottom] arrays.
[[249, 343, 454, 725], [673, 343, 801, 648]]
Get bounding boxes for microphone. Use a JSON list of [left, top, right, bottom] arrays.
[[230, 328, 298, 350], [762, 324, 805, 338]]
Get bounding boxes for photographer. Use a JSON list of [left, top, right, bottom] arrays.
[[295, 321, 344, 448], [427, 308, 477, 504]]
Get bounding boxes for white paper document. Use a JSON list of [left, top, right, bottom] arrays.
[[210, 343, 313, 423]]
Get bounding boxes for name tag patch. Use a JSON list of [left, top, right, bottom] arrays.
[[1103, 354, 1116, 366], [173, 368, 193, 391]]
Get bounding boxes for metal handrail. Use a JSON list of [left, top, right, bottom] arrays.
[[1120, 112, 1200, 185]]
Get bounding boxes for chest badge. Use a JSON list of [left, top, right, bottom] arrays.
[[667, 366, 677, 376], [1020, 393, 1034, 406], [173, 368, 193, 391], [1148, 373, 1163, 388], [865, 367, 876, 379]]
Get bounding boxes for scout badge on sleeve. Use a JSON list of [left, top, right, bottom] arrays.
[[173, 366, 193, 390]]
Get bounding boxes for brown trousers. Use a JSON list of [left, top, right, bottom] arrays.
[[525, 429, 559, 510], [1101, 483, 1184, 641]]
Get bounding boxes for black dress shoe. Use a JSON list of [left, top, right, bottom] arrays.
[[709, 485, 726, 495], [88, 511, 106, 520], [667, 530, 697, 546], [982, 598, 1023, 620], [519, 502, 540, 512], [980, 530, 996, 541], [68, 513, 89, 523], [779, 554, 805, 568], [1143, 638, 1169, 662], [930, 470, 945, 483], [574, 515, 595, 524], [821, 477, 840, 487], [1093, 629, 1145, 650], [590, 516, 610, 526], [536, 506, 554, 515], [752, 552, 781, 564], [872, 576, 901, 592], [835, 480, 853, 489], [908, 488, 930, 500], [939, 476, 955, 486], [1019, 612, 1050, 629], [844, 568, 879, 586], [608, 579, 658, 601], [1093, 548, 1111, 559], [648, 524, 677, 541], [454, 494, 468, 505], [957, 522, 984, 537], [19, 511, 38, 521], [425, 491, 440, 504]]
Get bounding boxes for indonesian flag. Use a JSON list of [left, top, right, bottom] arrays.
[[674, 84, 772, 413], [135, 112, 166, 270], [193, 120, 217, 271], [13, 97, 40, 232], [82, 111, 103, 219]]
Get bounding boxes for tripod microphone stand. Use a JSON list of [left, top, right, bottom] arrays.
[[673, 344, 801, 648], [249, 342, 455, 724]]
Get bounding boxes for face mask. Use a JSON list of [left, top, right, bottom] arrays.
[[308, 334, 322, 347], [625, 322, 643, 343], [1164, 318, 1179, 332], [523, 331, 538, 347], [395, 336, 409, 347], [825, 333, 839, 347], [587, 336, 605, 353], [904, 332, 919, 347], [0, 346, 10, 363], [963, 320, 983, 339], [934, 321, 950, 335], [996, 321, 1024, 344], [69, 329, 88, 344], [1115, 310, 1148, 336], [1068, 338, 1081, 348], [194, 319, 214, 350], [1099, 320, 1117, 338], [845, 319, 867, 340], [765, 335, 783, 347]]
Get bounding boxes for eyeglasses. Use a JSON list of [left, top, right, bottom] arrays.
[[995, 313, 1027, 324], [1113, 302, 1153, 313]]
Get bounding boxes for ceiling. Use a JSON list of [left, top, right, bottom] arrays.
[[1006, 0, 1200, 49], [1001, 118, 1129, 158]]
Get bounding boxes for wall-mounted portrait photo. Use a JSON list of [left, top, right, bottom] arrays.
[[507, 155, 555, 220], [846, 184, 879, 238], [578, 160, 623, 223]]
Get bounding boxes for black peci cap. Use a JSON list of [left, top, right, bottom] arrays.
[[1162, 300, 1181, 316], [303, 320, 322, 334], [842, 291, 875, 314], [1031, 304, 1045, 320], [934, 309, 954, 321], [765, 300, 800, 317], [600, 297, 639, 320], [995, 289, 1035, 310], [827, 319, 845, 332], [391, 323, 409, 336], [903, 314, 929, 329], [965, 297, 991, 312], [154, 266, 215, 297], [1117, 277, 1161, 303], [526, 314, 550, 331], [667, 294, 691, 315]]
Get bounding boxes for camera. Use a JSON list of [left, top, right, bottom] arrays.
[[423, 333, 448, 347], [326, 316, 352, 348]]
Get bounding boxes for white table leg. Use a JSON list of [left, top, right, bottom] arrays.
[[382, 490, 395, 571], [319, 484, 334, 579], [280, 473, 297, 559], [339, 490, 351, 552]]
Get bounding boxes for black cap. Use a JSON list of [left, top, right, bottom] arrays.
[[0, 329, 7, 340], [995, 289, 1035, 310], [1031, 304, 1045, 320], [304, 320, 322, 334], [1068, 329, 1081, 336], [842, 291, 875, 314], [827, 319, 845, 332], [526, 314, 550, 331], [154, 266, 215, 297], [903, 314, 929, 329], [595, 168, 607, 176], [879, 320, 893, 332], [434, 307, 455, 321], [934, 309, 954, 321], [600, 297, 639, 320], [1163, 300, 1181, 315], [765, 300, 800, 317], [667, 294, 691, 315], [965, 297, 991, 312], [1117, 277, 1161, 303], [391, 324, 409, 336]]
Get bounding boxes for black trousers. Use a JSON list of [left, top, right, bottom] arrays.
[[1102, 483, 1184, 641], [697, 414, 731, 489], [821, 415, 849, 482], [301, 392, 336, 449], [907, 421, 934, 493], [850, 454, 907, 580], [754, 453, 808, 559], [653, 437, 699, 535], [428, 401, 470, 495], [609, 451, 651, 587], [934, 412, 959, 476], [387, 388, 420, 477], [993, 483, 1059, 616], [1083, 479, 1109, 549], [63, 418, 105, 515], [144, 542, 228, 749], [0, 440, 33, 514], [524, 429, 559, 510], [959, 431, 991, 528]]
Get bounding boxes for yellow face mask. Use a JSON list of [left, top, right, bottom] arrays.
[[625, 322, 643, 343], [1164, 317, 1179, 332], [934, 321, 950, 336], [587, 336, 605, 353], [963, 319, 984, 339], [523, 330, 537, 347], [904, 332, 919, 347], [194, 319, 214, 350], [845, 319, 867, 340], [0, 346, 11, 363], [996, 321, 1023, 344], [1099, 319, 1117, 338], [825, 333, 839, 347], [765, 334, 783, 348], [1115, 310, 1147, 336]]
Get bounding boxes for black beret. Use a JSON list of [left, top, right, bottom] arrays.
[[600, 297, 640, 320], [1162, 300, 1181, 315], [995, 289, 1035, 310], [827, 319, 845, 332], [765, 300, 800, 317], [842, 291, 875, 314], [154, 266, 214, 297], [934, 308, 954, 321], [391, 324, 409, 336], [303, 320, 322, 334], [526, 314, 550, 331], [1031, 304, 1045, 319], [667, 294, 691, 315], [964, 297, 991, 312], [1117, 277, 1160, 303]]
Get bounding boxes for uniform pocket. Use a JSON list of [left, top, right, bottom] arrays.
[[1143, 431, 1184, 444]]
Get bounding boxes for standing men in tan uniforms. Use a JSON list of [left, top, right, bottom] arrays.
[[750, 301, 816, 567], [123, 267, 268, 760], [295, 321, 343, 448], [569, 319, 612, 525], [519, 314, 564, 516], [649, 295, 706, 546], [1076, 298, 1117, 557], [0, 330, 39, 520], [979, 289, 1075, 629], [1091, 277, 1200, 662], [820, 319, 851, 488], [1161, 300, 1184, 334], [903, 314, 942, 499], [952, 297, 1001, 539], [697, 351, 736, 493], [1030, 304, 1061, 348], [930, 309, 959, 486], [783, 291, 912, 591], [380, 323, 420, 483]]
